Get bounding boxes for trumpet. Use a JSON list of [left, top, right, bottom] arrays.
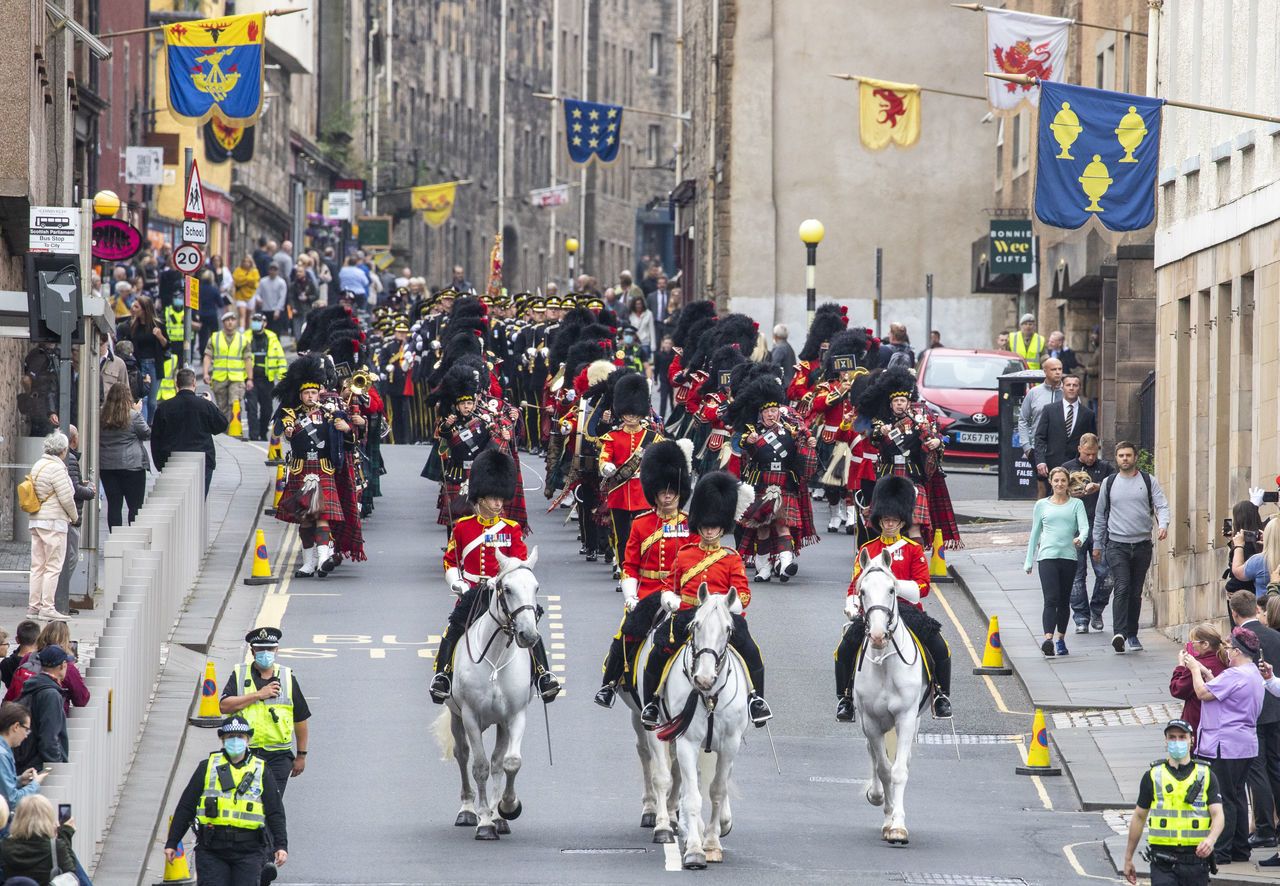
[[348, 368, 372, 396]]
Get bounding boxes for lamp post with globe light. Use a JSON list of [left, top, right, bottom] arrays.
[[798, 219, 825, 328], [565, 237, 580, 289]]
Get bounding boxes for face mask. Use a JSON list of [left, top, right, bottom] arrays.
[[250, 321, 264, 331], [624, 334, 635, 344], [172, 299, 184, 308], [1167, 739, 1190, 760], [254, 651, 275, 669], [223, 737, 248, 757]]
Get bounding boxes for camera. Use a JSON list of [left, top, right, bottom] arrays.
[[58, 803, 71, 824]]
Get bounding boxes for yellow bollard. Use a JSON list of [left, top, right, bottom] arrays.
[[228, 398, 244, 439], [929, 528, 953, 582], [973, 615, 1014, 675], [243, 528, 278, 585], [189, 660, 223, 727], [1015, 708, 1062, 776]]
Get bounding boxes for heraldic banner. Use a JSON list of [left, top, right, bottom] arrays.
[[412, 182, 458, 228], [564, 98, 624, 165], [1034, 81, 1164, 232], [164, 12, 266, 126], [985, 8, 1070, 113], [856, 77, 921, 151], [204, 115, 255, 163]]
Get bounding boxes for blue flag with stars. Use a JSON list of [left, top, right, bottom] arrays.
[[1034, 81, 1164, 232], [564, 99, 624, 165]]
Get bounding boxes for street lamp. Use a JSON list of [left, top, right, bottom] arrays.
[[798, 219, 825, 327], [92, 190, 121, 217], [565, 236, 580, 287]]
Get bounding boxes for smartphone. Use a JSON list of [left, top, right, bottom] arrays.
[[58, 803, 71, 824], [1223, 518, 1234, 539], [69, 640, 78, 659], [1265, 491, 1280, 504]]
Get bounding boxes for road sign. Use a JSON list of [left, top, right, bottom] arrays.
[[327, 191, 353, 221], [184, 160, 206, 219], [182, 219, 208, 244], [173, 243, 204, 275], [29, 206, 80, 253]]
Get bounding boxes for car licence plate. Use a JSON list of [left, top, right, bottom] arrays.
[[956, 431, 998, 445]]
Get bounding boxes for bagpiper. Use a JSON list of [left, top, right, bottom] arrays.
[[730, 373, 820, 583], [599, 372, 664, 589], [640, 470, 772, 728], [429, 448, 562, 704], [433, 361, 495, 530], [272, 355, 353, 578], [807, 329, 877, 538], [594, 438, 694, 709], [787, 302, 848, 405], [835, 475, 953, 720]]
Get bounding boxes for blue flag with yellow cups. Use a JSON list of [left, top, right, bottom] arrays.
[[564, 99, 624, 164], [164, 13, 266, 126], [1034, 81, 1164, 232]]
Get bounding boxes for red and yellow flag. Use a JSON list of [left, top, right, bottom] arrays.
[[857, 77, 921, 151]]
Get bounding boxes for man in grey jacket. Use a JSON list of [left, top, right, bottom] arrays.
[[1092, 440, 1170, 653], [1017, 357, 1063, 495]]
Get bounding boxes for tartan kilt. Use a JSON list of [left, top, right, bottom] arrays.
[[275, 460, 345, 524], [926, 470, 962, 548], [504, 489, 530, 532], [888, 463, 932, 540], [332, 460, 365, 561], [437, 479, 470, 526]]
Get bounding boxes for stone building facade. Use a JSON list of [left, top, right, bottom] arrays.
[[1150, 0, 1280, 633]]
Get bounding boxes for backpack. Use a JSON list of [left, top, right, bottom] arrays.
[[1098, 470, 1155, 543], [13, 689, 41, 771], [16, 463, 51, 515]]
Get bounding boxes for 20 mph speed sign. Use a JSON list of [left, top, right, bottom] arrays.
[[173, 243, 204, 275]]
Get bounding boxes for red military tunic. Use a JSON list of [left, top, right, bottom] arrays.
[[786, 358, 820, 404], [669, 542, 752, 612], [443, 514, 528, 586], [622, 509, 690, 599], [599, 427, 655, 511], [847, 534, 930, 609]]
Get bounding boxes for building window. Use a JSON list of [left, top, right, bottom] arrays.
[[649, 33, 662, 74], [1094, 35, 1115, 91], [994, 118, 1005, 190], [1122, 32, 1132, 92], [648, 124, 661, 162]]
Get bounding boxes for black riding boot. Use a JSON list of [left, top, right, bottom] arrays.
[[429, 625, 459, 703], [834, 624, 860, 721], [924, 631, 953, 718], [530, 638, 562, 702], [595, 636, 626, 708], [640, 640, 676, 728], [730, 616, 772, 726]]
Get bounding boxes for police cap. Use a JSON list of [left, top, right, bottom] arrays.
[[217, 715, 254, 736], [1163, 718, 1195, 736], [245, 626, 282, 648]]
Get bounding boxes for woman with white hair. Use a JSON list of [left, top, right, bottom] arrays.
[[26, 432, 77, 621]]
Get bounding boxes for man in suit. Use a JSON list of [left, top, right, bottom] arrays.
[[1034, 373, 1094, 477], [647, 275, 673, 337], [1230, 591, 1280, 856], [1044, 330, 1080, 375]]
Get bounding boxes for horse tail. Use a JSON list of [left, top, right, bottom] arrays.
[[432, 709, 456, 761], [656, 692, 700, 743]]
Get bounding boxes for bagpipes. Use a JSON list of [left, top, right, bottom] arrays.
[[600, 428, 657, 497]]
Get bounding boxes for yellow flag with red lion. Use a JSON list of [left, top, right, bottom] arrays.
[[857, 77, 921, 151]]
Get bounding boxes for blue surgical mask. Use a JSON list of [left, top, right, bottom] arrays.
[[250, 320, 264, 332], [624, 334, 635, 344], [1167, 739, 1190, 760], [172, 298, 184, 308], [254, 650, 275, 669], [223, 737, 248, 757]]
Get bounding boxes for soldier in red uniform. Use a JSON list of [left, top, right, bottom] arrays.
[[599, 372, 664, 586], [429, 448, 562, 705], [786, 302, 847, 405], [808, 329, 874, 536], [640, 471, 773, 729], [594, 439, 693, 709], [834, 476, 953, 722]]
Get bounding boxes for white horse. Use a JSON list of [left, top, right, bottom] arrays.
[[438, 548, 541, 840], [620, 638, 681, 841], [650, 585, 750, 869], [850, 547, 929, 845]]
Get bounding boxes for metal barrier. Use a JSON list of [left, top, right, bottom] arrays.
[[39, 452, 207, 863]]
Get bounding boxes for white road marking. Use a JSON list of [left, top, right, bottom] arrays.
[[663, 840, 681, 871]]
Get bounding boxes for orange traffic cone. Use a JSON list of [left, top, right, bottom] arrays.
[[929, 528, 953, 583], [243, 529, 277, 585], [189, 660, 223, 727], [228, 398, 244, 439], [263, 464, 284, 516], [152, 820, 196, 884], [1015, 708, 1062, 776], [973, 615, 1013, 675]]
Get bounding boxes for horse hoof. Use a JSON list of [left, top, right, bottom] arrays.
[[498, 799, 523, 821], [640, 812, 657, 829], [653, 828, 676, 844], [683, 851, 707, 870], [705, 848, 723, 864], [719, 819, 733, 838], [887, 827, 909, 845], [455, 811, 479, 827], [475, 825, 500, 841], [495, 818, 511, 835]]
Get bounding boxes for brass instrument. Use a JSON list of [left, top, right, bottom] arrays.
[[347, 368, 372, 398]]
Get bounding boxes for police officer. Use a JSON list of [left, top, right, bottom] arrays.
[[1122, 719, 1224, 885], [219, 628, 311, 803], [165, 716, 288, 885]]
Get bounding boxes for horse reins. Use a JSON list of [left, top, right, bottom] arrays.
[[463, 566, 539, 673], [680, 617, 742, 752], [857, 566, 919, 670]]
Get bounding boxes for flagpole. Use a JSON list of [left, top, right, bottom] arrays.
[[984, 72, 1280, 125], [372, 179, 474, 198], [949, 3, 1148, 38], [579, 0, 589, 278], [548, 0, 561, 288], [827, 74, 985, 102], [498, 0, 508, 239], [532, 92, 692, 122], [97, 6, 305, 39]]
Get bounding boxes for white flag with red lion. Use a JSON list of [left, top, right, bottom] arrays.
[[985, 8, 1071, 113]]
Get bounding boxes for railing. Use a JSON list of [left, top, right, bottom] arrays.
[[38, 452, 207, 864]]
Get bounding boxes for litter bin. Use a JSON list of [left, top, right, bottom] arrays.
[[997, 369, 1045, 501]]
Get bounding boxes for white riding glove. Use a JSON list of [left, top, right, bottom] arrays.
[[1250, 486, 1267, 507], [621, 576, 640, 611], [600, 462, 617, 478], [844, 594, 860, 622], [445, 568, 468, 596], [660, 591, 682, 614]]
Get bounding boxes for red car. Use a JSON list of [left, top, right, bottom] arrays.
[[916, 348, 1028, 461]]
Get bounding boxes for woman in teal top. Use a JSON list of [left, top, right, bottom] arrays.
[[1025, 466, 1089, 657]]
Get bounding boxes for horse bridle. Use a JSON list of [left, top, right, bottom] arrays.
[[858, 565, 917, 669], [465, 566, 539, 666], [681, 611, 742, 752]]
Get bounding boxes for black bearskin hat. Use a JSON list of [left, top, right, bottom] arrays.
[[438, 361, 483, 412], [548, 306, 596, 370], [823, 328, 869, 377], [567, 339, 610, 378], [468, 448, 517, 502], [326, 326, 363, 367], [798, 302, 848, 362], [641, 438, 694, 508], [271, 353, 327, 420], [857, 366, 918, 423], [612, 371, 651, 419], [728, 374, 787, 432], [671, 300, 717, 350], [678, 316, 720, 372], [687, 470, 754, 534], [868, 475, 917, 532], [698, 344, 747, 399], [426, 330, 485, 388], [729, 360, 781, 398], [297, 304, 356, 353]]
